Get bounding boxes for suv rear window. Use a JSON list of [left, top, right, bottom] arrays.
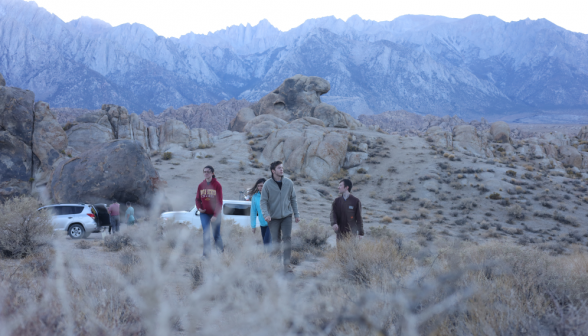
[[55, 206, 84, 215], [223, 204, 250, 216]]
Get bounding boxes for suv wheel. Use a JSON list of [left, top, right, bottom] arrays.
[[68, 224, 85, 239]]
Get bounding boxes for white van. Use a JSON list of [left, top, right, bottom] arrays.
[[160, 200, 261, 228]]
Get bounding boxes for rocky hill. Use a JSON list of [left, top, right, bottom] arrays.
[[1, 0, 587, 120]]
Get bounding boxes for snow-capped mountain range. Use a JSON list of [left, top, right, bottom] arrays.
[[1, 0, 587, 119]]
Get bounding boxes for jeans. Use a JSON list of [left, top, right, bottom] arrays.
[[268, 216, 292, 266], [110, 215, 120, 233], [260, 225, 271, 249], [201, 213, 224, 257]]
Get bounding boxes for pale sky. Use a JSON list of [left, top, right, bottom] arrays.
[[29, 0, 588, 38]]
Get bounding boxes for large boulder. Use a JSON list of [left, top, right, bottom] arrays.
[[0, 132, 32, 201], [252, 75, 330, 121], [129, 113, 149, 150], [0, 86, 34, 144], [490, 121, 510, 143], [578, 126, 588, 141], [50, 140, 160, 205], [426, 126, 452, 149], [261, 122, 348, 180], [102, 104, 130, 139], [229, 107, 255, 132], [343, 152, 368, 169], [312, 103, 348, 128], [188, 128, 212, 149], [452, 125, 492, 157], [0, 86, 35, 200], [558, 146, 583, 168], [32, 101, 67, 178], [66, 123, 114, 153], [243, 115, 288, 138], [158, 119, 191, 148]]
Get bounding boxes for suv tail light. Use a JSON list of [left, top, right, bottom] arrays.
[[87, 213, 95, 218]]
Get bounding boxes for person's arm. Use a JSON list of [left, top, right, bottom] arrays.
[[195, 185, 202, 210], [213, 183, 223, 218], [290, 182, 300, 221], [356, 199, 364, 236], [250, 195, 257, 229], [330, 200, 339, 231], [260, 183, 270, 221]]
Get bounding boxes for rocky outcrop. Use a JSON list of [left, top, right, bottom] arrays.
[[229, 108, 256, 132], [359, 110, 491, 136], [578, 126, 588, 141], [343, 152, 368, 169], [31, 102, 67, 185], [188, 128, 212, 149], [0, 86, 35, 200], [231, 75, 359, 129], [141, 99, 252, 135], [0, 72, 5, 86], [426, 126, 453, 149], [158, 119, 191, 149], [452, 125, 492, 158], [243, 115, 287, 138], [50, 140, 160, 205], [0, 132, 32, 201], [66, 123, 115, 153], [261, 121, 348, 180], [147, 126, 159, 152], [558, 146, 583, 168], [490, 121, 510, 143]]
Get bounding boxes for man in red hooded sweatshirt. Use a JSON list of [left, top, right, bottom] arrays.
[[195, 165, 224, 257]]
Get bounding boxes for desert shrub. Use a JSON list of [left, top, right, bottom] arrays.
[[553, 211, 579, 227], [219, 157, 228, 164], [458, 198, 476, 211], [0, 196, 53, 258], [329, 168, 348, 181], [381, 216, 393, 223], [356, 167, 367, 174], [506, 170, 517, 177], [507, 204, 525, 220], [103, 233, 133, 252], [387, 166, 398, 173], [450, 181, 464, 190], [396, 192, 411, 201], [418, 208, 429, 218], [186, 263, 203, 288], [75, 241, 91, 249], [416, 224, 435, 241], [205, 154, 213, 158], [162, 151, 172, 160], [292, 219, 331, 251]]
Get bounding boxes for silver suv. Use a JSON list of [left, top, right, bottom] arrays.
[[38, 204, 108, 239]]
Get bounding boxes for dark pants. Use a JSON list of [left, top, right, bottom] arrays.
[[201, 213, 224, 257], [260, 226, 271, 249], [269, 216, 292, 266], [110, 215, 120, 233]]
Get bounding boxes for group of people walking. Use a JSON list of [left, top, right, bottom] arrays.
[[195, 160, 364, 273]]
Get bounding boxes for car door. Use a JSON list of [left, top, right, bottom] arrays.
[[50, 206, 70, 230]]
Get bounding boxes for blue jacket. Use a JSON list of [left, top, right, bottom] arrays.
[[250, 192, 268, 228]]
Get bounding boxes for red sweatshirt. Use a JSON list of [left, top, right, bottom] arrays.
[[195, 178, 223, 217]]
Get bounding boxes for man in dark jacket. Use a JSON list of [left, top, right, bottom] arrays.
[[330, 179, 364, 242]]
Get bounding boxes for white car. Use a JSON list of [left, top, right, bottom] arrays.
[[160, 200, 261, 228], [38, 203, 105, 239]]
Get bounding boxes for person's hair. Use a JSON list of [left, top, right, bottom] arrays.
[[247, 178, 266, 197], [126, 202, 131, 207], [269, 161, 282, 178], [112, 199, 117, 203], [340, 179, 353, 192], [204, 165, 215, 178]]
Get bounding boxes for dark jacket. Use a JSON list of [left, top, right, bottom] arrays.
[[330, 194, 364, 236], [195, 178, 223, 217]]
